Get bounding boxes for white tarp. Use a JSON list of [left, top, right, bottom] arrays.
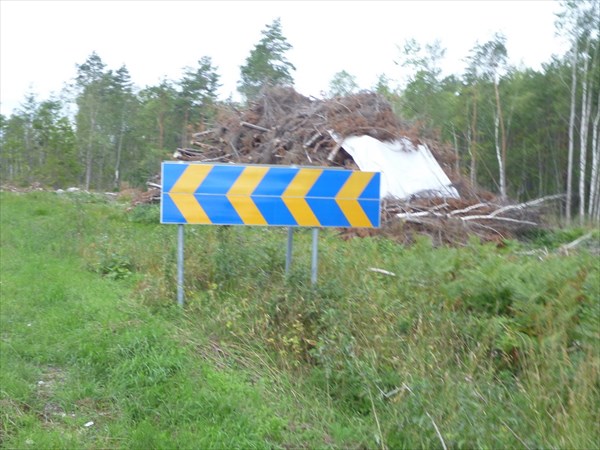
[[337, 135, 459, 200]]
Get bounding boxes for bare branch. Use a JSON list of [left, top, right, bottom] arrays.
[[240, 121, 270, 132]]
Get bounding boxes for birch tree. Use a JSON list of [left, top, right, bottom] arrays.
[[590, 89, 600, 221], [557, 0, 600, 223], [468, 35, 509, 199], [578, 38, 592, 222], [566, 43, 578, 224], [581, 2, 600, 223], [396, 39, 447, 127]]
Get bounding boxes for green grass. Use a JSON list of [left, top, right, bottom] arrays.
[[1, 191, 599, 449], [0, 193, 290, 449]]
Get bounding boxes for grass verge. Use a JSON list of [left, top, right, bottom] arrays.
[[1, 191, 598, 449]]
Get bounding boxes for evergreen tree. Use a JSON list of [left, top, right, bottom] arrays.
[[0, 111, 29, 183], [74, 52, 107, 189], [328, 70, 359, 97], [137, 79, 179, 151], [74, 53, 139, 190], [177, 56, 220, 145], [373, 74, 402, 116], [238, 18, 295, 101], [0, 94, 77, 187]]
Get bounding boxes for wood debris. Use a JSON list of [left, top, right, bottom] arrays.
[[174, 86, 455, 171], [140, 86, 563, 245]]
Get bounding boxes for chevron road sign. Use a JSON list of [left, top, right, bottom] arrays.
[[161, 162, 381, 228]]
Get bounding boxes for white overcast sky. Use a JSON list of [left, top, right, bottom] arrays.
[[0, 0, 568, 117]]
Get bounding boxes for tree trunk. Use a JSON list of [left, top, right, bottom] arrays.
[[578, 38, 592, 223], [538, 148, 544, 198], [113, 104, 128, 191], [589, 90, 600, 222], [114, 121, 125, 191], [85, 112, 96, 191], [566, 45, 578, 225], [451, 123, 460, 174], [23, 117, 34, 183], [493, 76, 507, 200], [494, 78, 507, 200], [157, 112, 165, 149], [181, 108, 189, 148], [469, 91, 478, 187]]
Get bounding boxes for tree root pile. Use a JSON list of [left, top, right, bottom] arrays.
[[147, 86, 562, 245]]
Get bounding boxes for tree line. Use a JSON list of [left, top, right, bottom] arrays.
[[1, 2, 598, 223]]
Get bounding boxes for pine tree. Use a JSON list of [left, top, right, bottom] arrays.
[[238, 18, 295, 101], [177, 56, 220, 145], [328, 70, 359, 97]]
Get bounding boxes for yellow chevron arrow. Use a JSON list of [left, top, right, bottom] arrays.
[[227, 166, 269, 225], [169, 193, 210, 224], [170, 164, 213, 193], [282, 168, 322, 226], [336, 172, 375, 227]]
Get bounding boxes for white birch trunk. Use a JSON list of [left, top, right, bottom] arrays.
[[578, 39, 592, 223], [469, 94, 478, 187], [114, 110, 126, 190], [494, 110, 505, 199], [494, 76, 506, 200], [566, 45, 578, 224], [589, 90, 600, 221]]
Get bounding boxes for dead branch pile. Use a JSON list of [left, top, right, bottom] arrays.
[[360, 194, 565, 246], [143, 86, 562, 245], [175, 86, 457, 175]]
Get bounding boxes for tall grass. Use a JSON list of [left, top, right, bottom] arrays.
[[1, 191, 598, 449]]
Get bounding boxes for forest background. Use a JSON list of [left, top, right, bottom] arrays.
[[0, 0, 598, 224]]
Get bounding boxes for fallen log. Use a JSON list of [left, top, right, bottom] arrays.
[[304, 131, 322, 148], [460, 215, 538, 226], [241, 121, 270, 132], [228, 142, 240, 160], [192, 129, 217, 138], [485, 194, 565, 217], [559, 232, 595, 255], [327, 144, 341, 162], [190, 142, 219, 151], [448, 202, 488, 216]]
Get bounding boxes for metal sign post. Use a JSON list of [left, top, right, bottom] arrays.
[[311, 228, 319, 286], [177, 224, 184, 306], [285, 227, 293, 277]]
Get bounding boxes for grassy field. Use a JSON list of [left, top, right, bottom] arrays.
[[1, 190, 598, 449]]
